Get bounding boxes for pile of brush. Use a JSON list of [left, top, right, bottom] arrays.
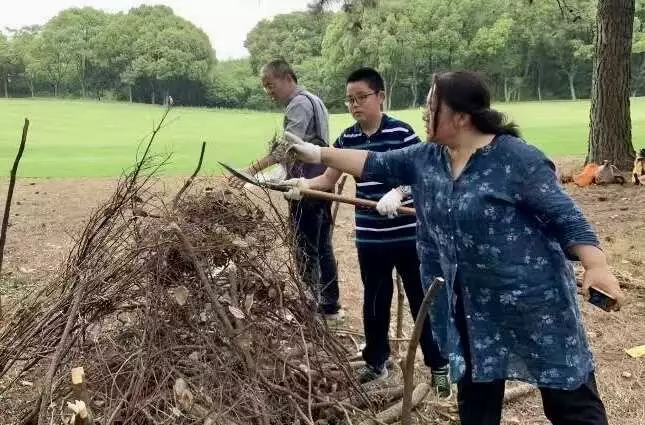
[[0, 112, 372, 425]]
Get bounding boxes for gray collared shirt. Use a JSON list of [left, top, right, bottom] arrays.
[[284, 88, 329, 179]]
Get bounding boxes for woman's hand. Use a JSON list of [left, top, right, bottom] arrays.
[[581, 265, 625, 310], [572, 245, 625, 310]]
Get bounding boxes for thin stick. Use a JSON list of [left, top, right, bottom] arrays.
[[330, 175, 348, 234], [358, 383, 430, 425], [401, 277, 444, 425], [0, 118, 29, 315], [38, 277, 88, 424], [290, 397, 314, 425], [299, 326, 313, 422], [394, 273, 404, 354], [172, 141, 206, 207], [336, 402, 354, 425]]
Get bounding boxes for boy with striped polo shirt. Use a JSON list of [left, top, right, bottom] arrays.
[[284, 68, 450, 396]]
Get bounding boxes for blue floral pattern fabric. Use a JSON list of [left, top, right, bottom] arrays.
[[362, 134, 599, 390]]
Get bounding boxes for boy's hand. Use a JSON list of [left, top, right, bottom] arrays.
[[282, 178, 309, 201]]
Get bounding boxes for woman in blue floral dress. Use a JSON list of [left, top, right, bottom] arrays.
[[283, 70, 625, 425]]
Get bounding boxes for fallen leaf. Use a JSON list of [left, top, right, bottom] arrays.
[[168, 286, 189, 306], [20, 380, 33, 387], [172, 407, 182, 416], [207, 265, 225, 279], [244, 294, 254, 312], [174, 378, 193, 410], [622, 371, 633, 379], [280, 308, 294, 323], [228, 306, 245, 319], [626, 345, 645, 358], [18, 267, 35, 274], [231, 239, 249, 249]]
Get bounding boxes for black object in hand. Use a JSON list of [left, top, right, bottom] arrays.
[[588, 287, 618, 312]]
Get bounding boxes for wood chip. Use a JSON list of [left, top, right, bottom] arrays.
[[228, 306, 245, 319]]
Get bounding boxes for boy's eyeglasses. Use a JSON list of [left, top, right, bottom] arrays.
[[344, 92, 376, 107]]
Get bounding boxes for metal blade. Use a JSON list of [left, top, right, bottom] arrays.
[[218, 161, 290, 192], [218, 161, 257, 185]]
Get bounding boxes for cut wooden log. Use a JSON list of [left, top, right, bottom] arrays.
[[69, 367, 93, 425], [504, 384, 536, 403]]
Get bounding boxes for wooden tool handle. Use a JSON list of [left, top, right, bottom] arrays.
[[300, 188, 416, 216]]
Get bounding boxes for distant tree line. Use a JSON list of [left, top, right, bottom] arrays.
[[2, 0, 645, 111]]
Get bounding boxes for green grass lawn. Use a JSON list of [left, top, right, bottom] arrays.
[[1, 98, 644, 178]]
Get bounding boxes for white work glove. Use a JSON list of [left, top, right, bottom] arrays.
[[376, 188, 405, 218], [282, 177, 310, 201], [242, 165, 287, 191], [284, 131, 322, 164], [255, 165, 287, 184]]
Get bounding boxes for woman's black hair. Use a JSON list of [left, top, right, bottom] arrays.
[[431, 71, 520, 138]]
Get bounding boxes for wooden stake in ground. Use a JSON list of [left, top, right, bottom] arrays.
[[0, 118, 30, 316], [172, 141, 206, 207], [393, 273, 405, 355], [401, 277, 444, 425], [330, 174, 348, 235]]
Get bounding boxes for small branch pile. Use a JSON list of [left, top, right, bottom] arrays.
[[0, 115, 368, 424]]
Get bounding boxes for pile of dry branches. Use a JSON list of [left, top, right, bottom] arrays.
[[0, 113, 371, 425]]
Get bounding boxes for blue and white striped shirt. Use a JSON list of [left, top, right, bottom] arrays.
[[334, 115, 421, 247]]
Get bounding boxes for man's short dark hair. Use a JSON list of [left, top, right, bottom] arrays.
[[346, 67, 385, 93], [263, 59, 298, 84]]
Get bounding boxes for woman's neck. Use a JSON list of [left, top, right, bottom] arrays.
[[447, 132, 496, 156], [446, 132, 496, 180]]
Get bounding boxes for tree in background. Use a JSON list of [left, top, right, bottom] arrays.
[[44, 7, 109, 98], [313, 0, 636, 168], [588, 0, 636, 168], [244, 12, 331, 73], [0, 33, 11, 98]]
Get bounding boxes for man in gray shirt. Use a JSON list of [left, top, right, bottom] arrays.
[[239, 59, 342, 322]]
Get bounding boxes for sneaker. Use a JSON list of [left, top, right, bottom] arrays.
[[322, 309, 346, 328], [357, 363, 388, 384], [431, 365, 452, 398]]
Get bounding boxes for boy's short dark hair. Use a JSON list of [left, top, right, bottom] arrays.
[[346, 67, 385, 93], [263, 59, 298, 84]]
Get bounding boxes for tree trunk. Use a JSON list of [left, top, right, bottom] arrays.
[[386, 71, 397, 112], [29, 81, 34, 97], [537, 65, 543, 101], [503, 77, 510, 102], [54, 83, 58, 97], [568, 72, 577, 101], [81, 53, 86, 98], [410, 70, 418, 109], [151, 88, 156, 105], [128, 85, 133, 103], [3, 77, 7, 98], [587, 0, 636, 169]]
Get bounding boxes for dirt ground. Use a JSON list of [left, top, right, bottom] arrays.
[[0, 161, 644, 424]]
